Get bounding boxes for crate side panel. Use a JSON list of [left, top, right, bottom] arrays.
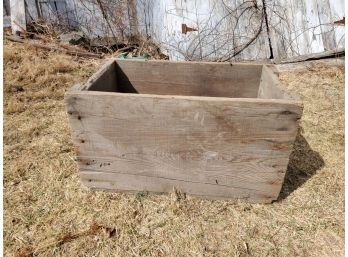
[[86, 60, 118, 92], [115, 60, 262, 98], [258, 65, 299, 100], [66, 92, 302, 202]]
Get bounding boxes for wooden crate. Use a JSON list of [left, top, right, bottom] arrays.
[[65, 59, 303, 203]]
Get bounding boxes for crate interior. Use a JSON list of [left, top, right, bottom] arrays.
[[87, 60, 292, 100]]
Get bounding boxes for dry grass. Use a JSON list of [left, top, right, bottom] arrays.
[[4, 40, 344, 257]]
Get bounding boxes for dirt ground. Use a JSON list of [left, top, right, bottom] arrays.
[[4, 40, 344, 257]]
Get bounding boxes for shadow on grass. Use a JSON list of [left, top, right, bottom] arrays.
[[278, 131, 325, 200]]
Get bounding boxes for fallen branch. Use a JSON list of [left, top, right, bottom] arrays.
[[114, 45, 137, 55], [6, 35, 102, 58], [17, 222, 116, 257]]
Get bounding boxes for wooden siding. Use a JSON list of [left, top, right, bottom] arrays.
[[20, 0, 345, 60]]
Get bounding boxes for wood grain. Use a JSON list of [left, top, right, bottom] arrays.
[[114, 59, 263, 98], [85, 59, 117, 92], [65, 90, 302, 203], [10, 0, 26, 34], [80, 171, 276, 202], [258, 65, 300, 100]]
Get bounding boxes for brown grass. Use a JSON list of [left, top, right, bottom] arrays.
[[4, 40, 344, 257]]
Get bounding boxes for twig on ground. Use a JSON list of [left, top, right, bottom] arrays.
[[6, 35, 102, 58], [17, 222, 116, 257]]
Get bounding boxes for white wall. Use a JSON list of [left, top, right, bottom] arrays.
[[144, 0, 344, 60], [10, 0, 26, 34], [17, 0, 345, 61]]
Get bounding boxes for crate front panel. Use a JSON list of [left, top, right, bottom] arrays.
[[66, 92, 302, 203]]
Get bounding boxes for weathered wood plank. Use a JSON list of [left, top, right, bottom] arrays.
[[316, 0, 337, 50], [78, 153, 287, 193], [258, 65, 299, 100], [10, 0, 26, 34], [278, 48, 345, 64], [114, 59, 263, 98], [80, 171, 276, 203], [85, 59, 117, 92], [65, 90, 302, 202]]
